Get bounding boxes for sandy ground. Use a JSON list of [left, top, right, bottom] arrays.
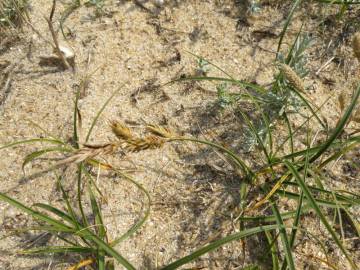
[[0, 1, 359, 269]]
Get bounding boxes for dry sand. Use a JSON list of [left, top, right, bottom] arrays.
[[0, 1, 359, 269]]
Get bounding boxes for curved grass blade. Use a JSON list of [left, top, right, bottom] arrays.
[[56, 177, 82, 230], [60, 0, 80, 39], [33, 203, 77, 227], [318, 140, 360, 169], [274, 95, 331, 157], [0, 138, 65, 151], [85, 86, 123, 143], [172, 136, 252, 178], [82, 165, 105, 198], [309, 84, 360, 163], [75, 230, 136, 270], [0, 192, 73, 232], [22, 147, 73, 171], [161, 224, 279, 270], [289, 87, 327, 129], [110, 170, 151, 246], [248, 173, 291, 212], [284, 160, 356, 269]]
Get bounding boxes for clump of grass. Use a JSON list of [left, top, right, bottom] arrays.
[[1, 1, 360, 269], [0, 0, 29, 29]]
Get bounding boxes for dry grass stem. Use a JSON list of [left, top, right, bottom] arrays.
[[57, 143, 118, 166], [45, 0, 71, 69]]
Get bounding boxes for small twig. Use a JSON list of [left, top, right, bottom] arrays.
[[45, 0, 70, 69], [316, 56, 335, 75]]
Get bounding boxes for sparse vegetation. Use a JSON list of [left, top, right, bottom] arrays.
[[0, 0, 28, 28], [0, 0, 359, 269]]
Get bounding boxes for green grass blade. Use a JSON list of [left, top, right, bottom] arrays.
[[110, 171, 151, 246], [289, 87, 327, 129], [239, 206, 311, 223], [56, 177, 82, 230], [265, 231, 280, 270], [22, 147, 73, 171], [276, 190, 352, 208], [161, 225, 279, 270], [98, 250, 106, 270], [0, 192, 73, 232], [309, 84, 360, 163], [269, 198, 295, 270], [172, 137, 252, 178], [20, 246, 92, 255], [284, 160, 356, 269], [73, 88, 81, 149], [281, 181, 360, 205], [0, 138, 65, 151], [276, 0, 302, 57], [33, 203, 77, 227], [85, 86, 123, 143], [60, 0, 80, 38], [76, 231, 136, 270], [88, 186, 106, 240], [77, 163, 90, 228]]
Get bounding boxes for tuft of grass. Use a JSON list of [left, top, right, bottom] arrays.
[[0, 0, 29, 29], [1, 1, 360, 269]]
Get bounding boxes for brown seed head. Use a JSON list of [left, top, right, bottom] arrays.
[[147, 125, 175, 138], [111, 121, 133, 140], [126, 136, 165, 152], [279, 63, 305, 92], [353, 32, 360, 62]]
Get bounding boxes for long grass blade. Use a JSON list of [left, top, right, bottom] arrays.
[[0, 138, 65, 151], [284, 160, 356, 269], [276, 0, 302, 57], [0, 192, 73, 232], [309, 84, 360, 163], [161, 225, 279, 269], [85, 86, 123, 142], [20, 246, 92, 255]]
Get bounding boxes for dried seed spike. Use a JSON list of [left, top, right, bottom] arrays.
[[111, 121, 133, 140], [353, 32, 360, 62], [147, 124, 174, 138], [279, 63, 305, 93], [338, 93, 345, 113], [126, 136, 165, 152]]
